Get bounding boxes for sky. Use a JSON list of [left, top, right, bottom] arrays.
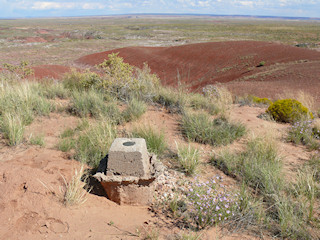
[[0, 0, 320, 18]]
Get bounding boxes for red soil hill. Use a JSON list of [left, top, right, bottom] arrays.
[[31, 65, 71, 79], [76, 41, 320, 91]]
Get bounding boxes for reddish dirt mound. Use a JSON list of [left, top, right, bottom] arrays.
[[225, 61, 320, 105], [76, 41, 320, 91], [31, 65, 71, 79]]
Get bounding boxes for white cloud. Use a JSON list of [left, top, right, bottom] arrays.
[[30, 1, 105, 10], [238, 1, 254, 7], [198, 1, 209, 7]]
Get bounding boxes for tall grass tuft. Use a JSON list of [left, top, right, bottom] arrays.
[[75, 121, 116, 168], [0, 112, 25, 146], [61, 165, 90, 206], [181, 113, 245, 146], [131, 126, 166, 156], [175, 142, 200, 175], [69, 89, 107, 118]]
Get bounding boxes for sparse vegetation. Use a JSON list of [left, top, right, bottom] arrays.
[[29, 134, 45, 147], [0, 17, 320, 240]]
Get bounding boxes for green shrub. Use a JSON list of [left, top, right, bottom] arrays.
[[250, 95, 272, 105], [122, 98, 147, 122], [131, 126, 166, 156], [98, 54, 159, 101], [181, 113, 246, 146], [267, 99, 313, 123], [63, 69, 101, 91]]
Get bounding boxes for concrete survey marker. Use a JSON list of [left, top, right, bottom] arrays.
[[94, 138, 164, 205]]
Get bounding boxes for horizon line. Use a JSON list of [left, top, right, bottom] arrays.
[[1, 13, 320, 21]]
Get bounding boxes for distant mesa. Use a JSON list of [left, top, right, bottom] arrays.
[[75, 41, 320, 91]]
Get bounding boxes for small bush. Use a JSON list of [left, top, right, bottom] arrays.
[[175, 142, 200, 175], [99, 54, 160, 101], [63, 70, 101, 91], [250, 95, 272, 105], [131, 126, 166, 156], [122, 98, 147, 122], [185, 177, 239, 229], [267, 99, 313, 123], [181, 113, 245, 146]]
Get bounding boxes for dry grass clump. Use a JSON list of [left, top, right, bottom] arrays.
[[175, 142, 200, 175], [61, 165, 90, 206], [0, 112, 25, 146], [203, 85, 233, 118]]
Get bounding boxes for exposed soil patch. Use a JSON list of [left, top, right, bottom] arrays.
[[31, 65, 72, 79]]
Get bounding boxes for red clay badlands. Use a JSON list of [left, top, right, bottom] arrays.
[[76, 41, 320, 91]]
